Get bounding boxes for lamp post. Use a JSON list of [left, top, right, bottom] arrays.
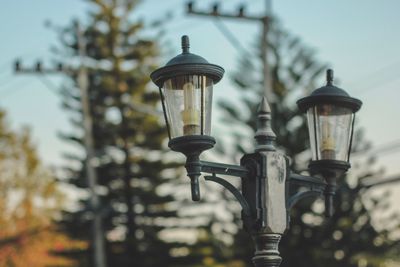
[[150, 36, 362, 267]]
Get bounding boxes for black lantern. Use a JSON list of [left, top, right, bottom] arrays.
[[151, 35, 224, 140], [150, 35, 224, 201], [297, 69, 362, 176], [297, 69, 362, 216]]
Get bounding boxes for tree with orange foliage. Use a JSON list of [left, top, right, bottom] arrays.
[[0, 109, 85, 267]]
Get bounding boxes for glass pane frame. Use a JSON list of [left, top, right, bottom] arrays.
[[307, 104, 355, 162], [160, 75, 213, 139]]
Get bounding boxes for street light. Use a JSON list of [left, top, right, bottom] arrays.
[[150, 36, 362, 267], [297, 69, 362, 217], [151, 35, 224, 201]]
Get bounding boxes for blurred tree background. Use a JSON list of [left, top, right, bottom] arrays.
[[53, 0, 221, 266], [0, 1, 399, 267], [0, 110, 85, 266], [214, 17, 400, 267]]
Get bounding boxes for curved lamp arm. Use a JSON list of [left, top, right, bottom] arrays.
[[199, 160, 250, 212], [204, 174, 253, 230], [204, 174, 251, 216], [286, 173, 326, 210], [201, 160, 249, 177]]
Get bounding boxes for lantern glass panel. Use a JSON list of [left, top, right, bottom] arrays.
[[163, 75, 213, 138], [307, 104, 353, 162]]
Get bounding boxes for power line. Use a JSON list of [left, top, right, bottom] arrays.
[[165, 20, 202, 34], [37, 76, 62, 96], [357, 76, 400, 95], [127, 100, 163, 117], [351, 60, 400, 87], [0, 62, 12, 75], [350, 60, 400, 95], [0, 77, 31, 98], [369, 140, 400, 156], [361, 175, 400, 188], [0, 71, 62, 100], [212, 17, 253, 57], [186, 0, 274, 101], [0, 75, 18, 88], [351, 139, 400, 160]]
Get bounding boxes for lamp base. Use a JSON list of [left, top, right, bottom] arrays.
[[168, 135, 216, 154], [252, 233, 282, 267], [168, 135, 216, 201], [309, 159, 350, 217], [308, 159, 350, 178]]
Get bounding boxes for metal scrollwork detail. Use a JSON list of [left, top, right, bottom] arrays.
[[204, 174, 251, 216], [287, 173, 326, 210]]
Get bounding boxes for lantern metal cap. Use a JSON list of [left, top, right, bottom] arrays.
[[297, 69, 362, 112], [150, 35, 225, 88]]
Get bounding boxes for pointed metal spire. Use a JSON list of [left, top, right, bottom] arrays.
[[255, 97, 276, 151], [258, 95, 272, 113]]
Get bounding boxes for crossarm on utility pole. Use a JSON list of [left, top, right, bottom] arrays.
[[187, 2, 261, 21], [186, 1, 274, 101]]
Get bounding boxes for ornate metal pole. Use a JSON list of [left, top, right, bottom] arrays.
[[203, 97, 326, 267], [244, 97, 287, 267], [150, 35, 362, 267]]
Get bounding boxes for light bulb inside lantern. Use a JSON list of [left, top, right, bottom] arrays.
[[321, 118, 335, 159], [181, 82, 200, 135], [319, 105, 336, 160]]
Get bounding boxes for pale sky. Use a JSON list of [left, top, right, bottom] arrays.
[[1, 0, 400, 206]]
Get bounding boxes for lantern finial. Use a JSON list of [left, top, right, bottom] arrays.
[[327, 69, 334, 85], [255, 96, 276, 151], [182, 35, 190, 53]]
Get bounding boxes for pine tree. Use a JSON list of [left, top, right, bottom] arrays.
[[0, 109, 84, 266], [55, 1, 190, 266], [217, 17, 399, 267]]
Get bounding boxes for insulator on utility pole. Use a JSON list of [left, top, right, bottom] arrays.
[[35, 61, 42, 72], [57, 63, 64, 72], [14, 60, 21, 72], [187, 1, 193, 13], [212, 3, 219, 15], [238, 5, 245, 17]]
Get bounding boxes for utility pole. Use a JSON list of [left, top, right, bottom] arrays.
[[187, 0, 274, 101], [75, 21, 107, 267], [261, 0, 273, 103], [14, 21, 107, 267]]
